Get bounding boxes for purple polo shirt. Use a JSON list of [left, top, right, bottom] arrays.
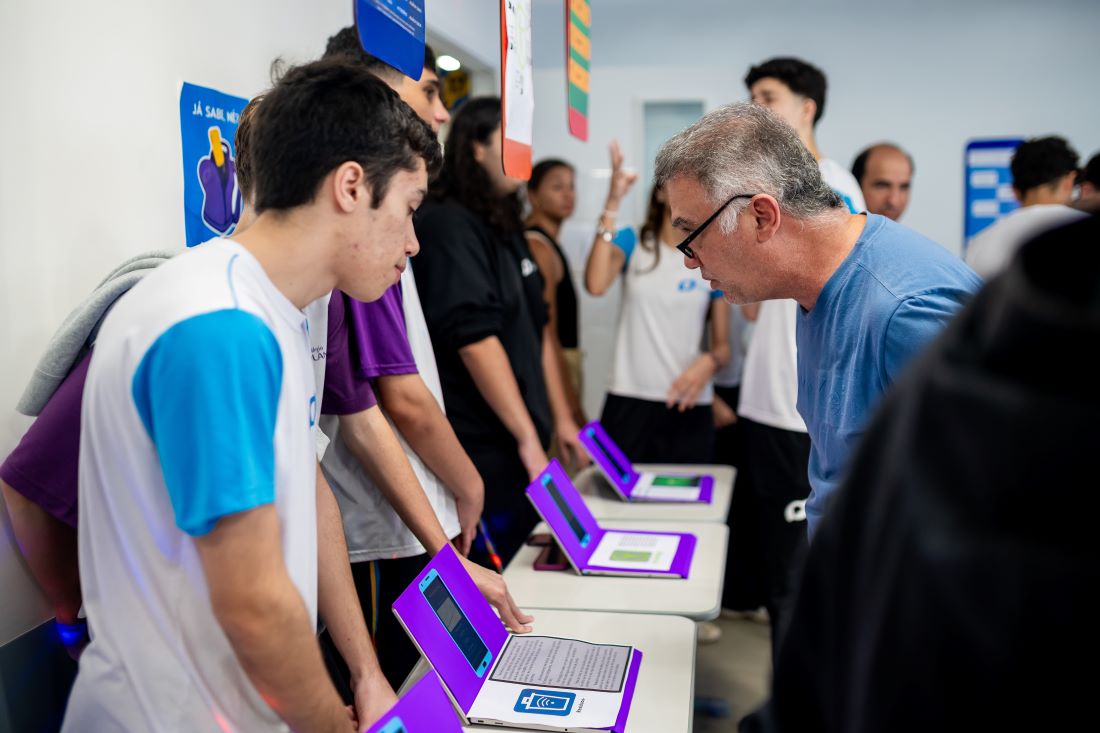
[[0, 350, 92, 527], [321, 291, 381, 415], [347, 283, 418, 379]]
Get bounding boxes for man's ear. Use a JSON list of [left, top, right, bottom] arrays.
[[332, 161, 369, 214], [750, 195, 782, 243], [801, 97, 817, 129]]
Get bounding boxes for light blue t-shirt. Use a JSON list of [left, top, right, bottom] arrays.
[[796, 215, 982, 536]]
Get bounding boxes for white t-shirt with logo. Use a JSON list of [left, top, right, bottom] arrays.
[[608, 239, 718, 405], [737, 159, 866, 432], [65, 240, 317, 732], [305, 293, 331, 459], [965, 204, 1088, 279]]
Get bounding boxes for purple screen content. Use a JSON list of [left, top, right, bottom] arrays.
[[422, 572, 491, 675]]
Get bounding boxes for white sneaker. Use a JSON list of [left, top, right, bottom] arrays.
[[697, 621, 722, 644], [719, 607, 770, 624]]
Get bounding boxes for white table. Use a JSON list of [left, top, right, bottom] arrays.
[[572, 463, 734, 523], [399, 609, 697, 732], [503, 520, 728, 621]]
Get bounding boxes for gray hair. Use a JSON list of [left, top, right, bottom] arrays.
[[654, 103, 843, 231]]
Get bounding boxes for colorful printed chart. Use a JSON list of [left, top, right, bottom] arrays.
[[566, 0, 591, 141]]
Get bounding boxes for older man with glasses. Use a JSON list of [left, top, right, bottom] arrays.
[[656, 103, 981, 552]]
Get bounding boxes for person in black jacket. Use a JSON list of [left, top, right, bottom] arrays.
[[412, 97, 552, 565], [742, 215, 1100, 732]]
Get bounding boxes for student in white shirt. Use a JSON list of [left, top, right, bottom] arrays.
[[63, 60, 441, 733], [966, 136, 1087, 278], [585, 142, 730, 464]]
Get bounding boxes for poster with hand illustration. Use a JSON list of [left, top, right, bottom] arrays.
[[179, 82, 247, 246]]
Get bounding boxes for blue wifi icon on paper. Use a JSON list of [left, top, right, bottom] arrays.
[[514, 689, 577, 716]]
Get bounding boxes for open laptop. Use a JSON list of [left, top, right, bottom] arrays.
[[393, 544, 642, 732], [365, 670, 460, 733], [526, 459, 697, 578], [577, 421, 714, 503]]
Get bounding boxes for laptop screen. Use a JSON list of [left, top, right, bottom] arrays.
[[422, 573, 491, 674], [587, 426, 631, 484], [651, 475, 701, 487], [544, 474, 591, 547]]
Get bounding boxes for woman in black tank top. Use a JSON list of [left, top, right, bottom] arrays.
[[525, 160, 587, 438]]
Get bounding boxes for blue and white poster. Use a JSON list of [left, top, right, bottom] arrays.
[[963, 137, 1024, 252], [180, 82, 248, 247], [355, 0, 426, 80]]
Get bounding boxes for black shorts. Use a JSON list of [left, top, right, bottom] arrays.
[[724, 418, 810, 650], [599, 393, 715, 464]]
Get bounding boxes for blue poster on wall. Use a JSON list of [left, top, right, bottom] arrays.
[[963, 138, 1024, 252], [179, 82, 248, 247], [355, 0, 426, 80]]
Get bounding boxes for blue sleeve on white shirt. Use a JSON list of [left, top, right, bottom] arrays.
[[834, 189, 860, 214], [132, 309, 282, 537], [613, 227, 637, 265]]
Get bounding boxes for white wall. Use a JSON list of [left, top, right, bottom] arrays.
[[0, 0, 501, 646], [526, 0, 1100, 414]]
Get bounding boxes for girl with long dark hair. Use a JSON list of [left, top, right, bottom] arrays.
[[413, 97, 579, 563], [524, 159, 588, 461]]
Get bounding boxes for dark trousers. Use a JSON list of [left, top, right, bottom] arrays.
[[713, 385, 743, 469], [600, 393, 715, 464], [465, 444, 540, 569], [724, 417, 810, 656], [320, 553, 428, 695]]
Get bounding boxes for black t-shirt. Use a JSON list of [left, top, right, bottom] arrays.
[[525, 225, 579, 349], [413, 198, 552, 453]]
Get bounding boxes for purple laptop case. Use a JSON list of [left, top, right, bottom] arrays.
[[613, 649, 643, 733], [392, 545, 509, 714], [527, 459, 696, 578], [578, 421, 714, 503], [365, 670, 462, 732]]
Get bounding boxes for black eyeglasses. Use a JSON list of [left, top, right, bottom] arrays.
[[676, 193, 757, 259]]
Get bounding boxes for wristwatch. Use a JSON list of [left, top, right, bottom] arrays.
[[596, 226, 614, 243]]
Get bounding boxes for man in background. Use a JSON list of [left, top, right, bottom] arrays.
[[852, 143, 913, 221], [966, 136, 1087, 278], [746, 57, 865, 212], [1075, 152, 1100, 214]]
